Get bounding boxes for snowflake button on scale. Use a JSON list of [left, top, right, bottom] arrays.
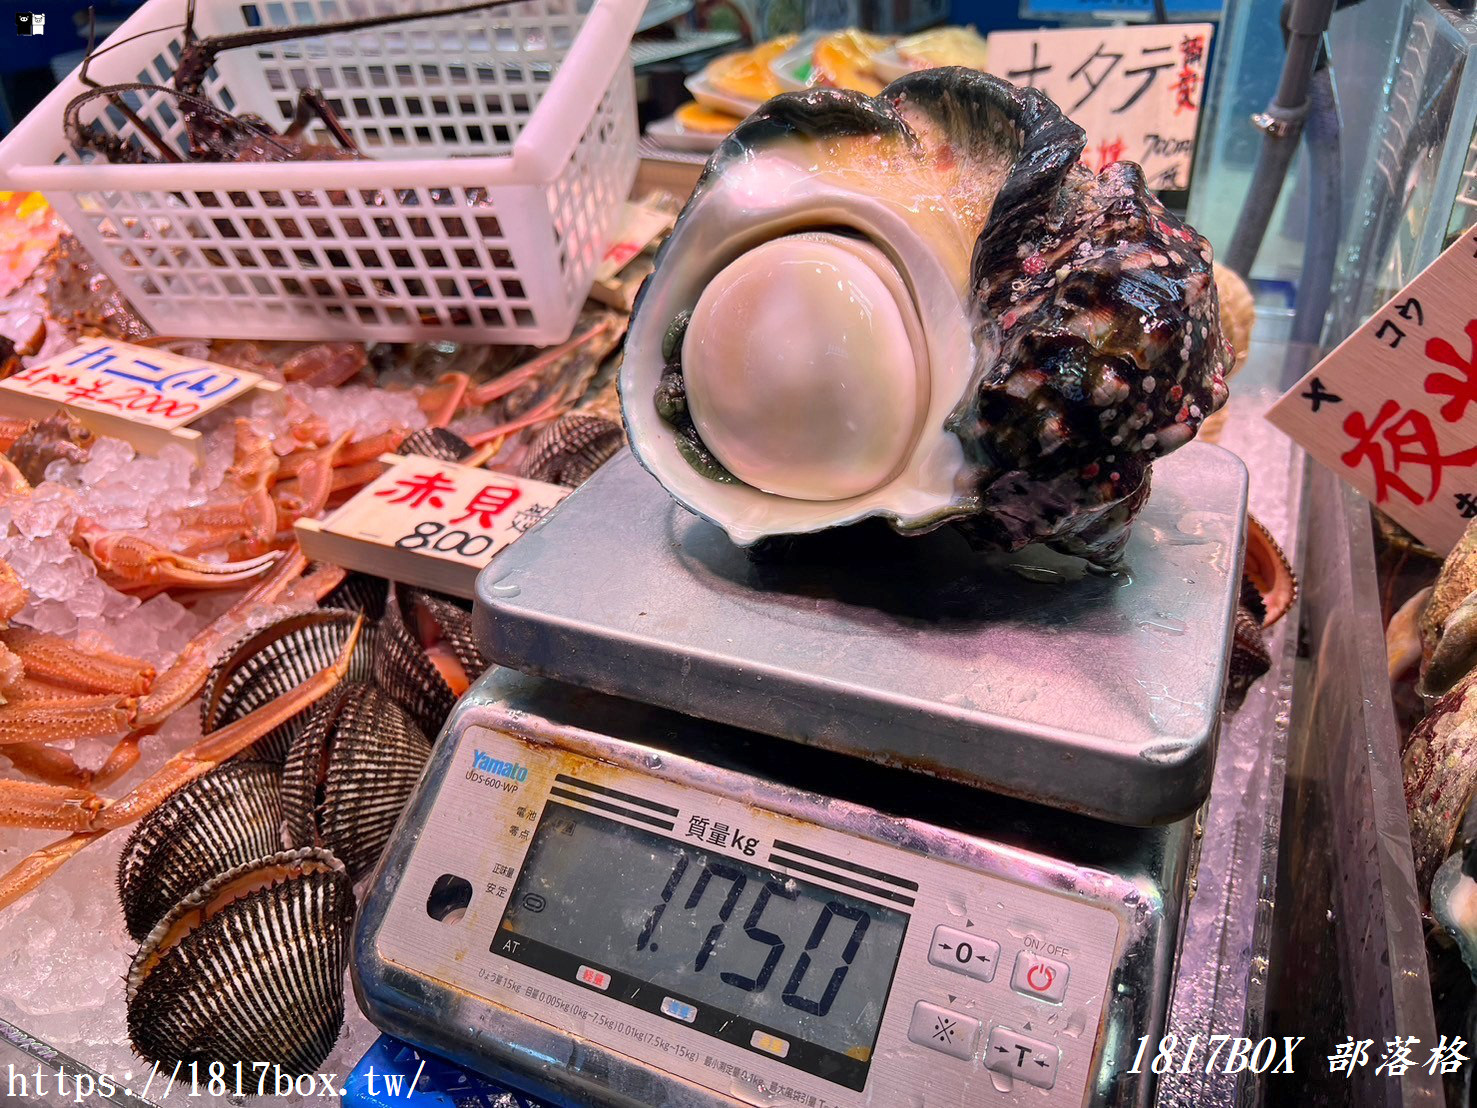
[[1269, 226, 1477, 554]]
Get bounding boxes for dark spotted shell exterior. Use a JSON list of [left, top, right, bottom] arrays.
[[200, 610, 375, 764], [282, 682, 431, 881], [638, 69, 1230, 567], [116, 760, 284, 942], [126, 847, 354, 1076]]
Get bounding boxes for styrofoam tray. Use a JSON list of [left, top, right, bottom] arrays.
[[682, 69, 762, 118], [770, 32, 824, 92], [870, 46, 923, 83], [645, 114, 727, 152]]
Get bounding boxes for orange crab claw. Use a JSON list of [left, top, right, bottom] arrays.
[[75, 526, 281, 594]]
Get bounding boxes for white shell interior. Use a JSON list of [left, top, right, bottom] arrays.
[[682, 232, 929, 502], [622, 130, 993, 545]]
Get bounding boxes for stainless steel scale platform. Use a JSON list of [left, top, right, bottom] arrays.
[[355, 443, 1249, 1108]]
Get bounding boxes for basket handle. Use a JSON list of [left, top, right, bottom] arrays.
[[512, 0, 644, 181]]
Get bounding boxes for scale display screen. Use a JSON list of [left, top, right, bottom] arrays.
[[494, 802, 910, 1090]]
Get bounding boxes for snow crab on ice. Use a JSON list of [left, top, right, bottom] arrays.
[[0, 549, 358, 908]]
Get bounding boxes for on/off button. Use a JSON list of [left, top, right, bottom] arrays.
[[1010, 951, 1068, 1003]]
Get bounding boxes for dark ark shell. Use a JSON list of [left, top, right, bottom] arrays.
[[320, 570, 389, 621], [117, 760, 285, 943], [396, 426, 474, 462], [520, 413, 626, 487], [126, 847, 354, 1075], [282, 682, 431, 880], [200, 610, 375, 764], [373, 582, 485, 736], [620, 68, 1230, 568]]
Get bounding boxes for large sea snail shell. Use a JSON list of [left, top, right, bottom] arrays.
[[621, 68, 1231, 567]]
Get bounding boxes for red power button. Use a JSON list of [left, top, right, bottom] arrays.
[[1011, 951, 1068, 1003]]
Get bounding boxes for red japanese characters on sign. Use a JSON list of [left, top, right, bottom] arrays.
[[1269, 229, 1477, 552], [986, 23, 1214, 191], [295, 454, 570, 598]]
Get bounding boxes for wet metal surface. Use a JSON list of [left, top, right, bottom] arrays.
[[474, 445, 1247, 826]]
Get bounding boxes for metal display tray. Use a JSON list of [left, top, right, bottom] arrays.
[[473, 444, 1248, 827]]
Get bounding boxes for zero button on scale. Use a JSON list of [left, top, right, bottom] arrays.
[[912, 922, 1066, 1089]]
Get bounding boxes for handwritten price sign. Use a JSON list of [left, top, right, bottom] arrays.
[[295, 453, 570, 598], [986, 23, 1213, 191], [0, 338, 274, 456], [1269, 227, 1477, 553]]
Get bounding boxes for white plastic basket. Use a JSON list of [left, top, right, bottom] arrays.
[[0, 0, 641, 345]]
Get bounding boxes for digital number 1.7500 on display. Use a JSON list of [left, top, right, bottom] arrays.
[[493, 803, 910, 1091]]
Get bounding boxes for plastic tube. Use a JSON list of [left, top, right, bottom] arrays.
[[1223, 0, 1337, 277], [1291, 65, 1342, 345]]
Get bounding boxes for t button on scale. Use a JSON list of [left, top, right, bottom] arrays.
[[1011, 951, 1069, 1003], [907, 1001, 980, 1061], [928, 925, 1000, 982], [986, 1026, 1060, 1090]]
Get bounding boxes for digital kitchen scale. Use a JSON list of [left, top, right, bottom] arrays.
[[354, 444, 1248, 1108]]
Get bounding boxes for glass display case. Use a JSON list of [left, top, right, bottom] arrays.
[[1328, 2, 1477, 341]]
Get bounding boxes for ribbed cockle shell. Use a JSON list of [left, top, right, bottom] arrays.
[[373, 583, 485, 737], [200, 610, 375, 764], [117, 760, 285, 942], [126, 847, 355, 1075], [282, 683, 431, 881]]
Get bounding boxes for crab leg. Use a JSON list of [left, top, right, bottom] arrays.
[[0, 834, 105, 911], [464, 392, 571, 448], [0, 696, 136, 746], [273, 431, 350, 525], [3, 743, 99, 788], [1, 628, 153, 694], [0, 558, 24, 624], [0, 616, 362, 909], [74, 526, 281, 595], [0, 419, 33, 452], [420, 373, 471, 429], [467, 319, 613, 406], [132, 548, 307, 729]]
